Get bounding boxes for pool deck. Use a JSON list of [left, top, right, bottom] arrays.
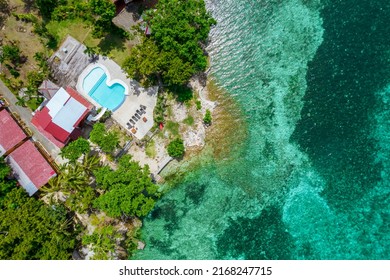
[[76, 56, 158, 140]]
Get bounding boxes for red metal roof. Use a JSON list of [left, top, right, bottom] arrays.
[[66, 87, 93, 110], [45, 122, 70, 143], [32, 123, 66, 148], [31, 87, 92, 146], [31, 107, 51, 129], [9, 141, 56, 189], [0, 110, 27, 155]]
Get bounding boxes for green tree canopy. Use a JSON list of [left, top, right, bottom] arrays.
[[36, 0, 65, 20], [167, 138, 185, 158], [89, 0, 116, 38], [0, 157, 16, 207], [123, 38, 162, 83], [123, 0, 216, 86], [0, 43, 21, 65], [0, 157, 11, 181], [93, 155, 160, 218], [45, 156, 101, 213], [60, 138, 90, 162], [89, 123, 119, 153], [146, 0, 215, 70], [0, 188, 76, 259], [203, 109, 212, 125]]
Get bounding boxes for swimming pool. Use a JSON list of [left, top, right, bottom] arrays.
[[82, 67, 125, 111]]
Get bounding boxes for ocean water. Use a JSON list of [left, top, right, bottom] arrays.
[[135, 0, 390, 259]]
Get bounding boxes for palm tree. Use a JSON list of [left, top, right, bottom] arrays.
[[84, 46, 99, 62], [43, 174, 65, 193], [15, 96, 27, 107], [62, 163, 89, 193], [81, 154, 101, 177]]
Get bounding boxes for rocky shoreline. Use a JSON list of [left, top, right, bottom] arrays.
[[127, 72, 217, 179]]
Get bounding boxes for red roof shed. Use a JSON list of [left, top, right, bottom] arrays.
[[6, 141, 56, 196], [0, 110, 27, 156]]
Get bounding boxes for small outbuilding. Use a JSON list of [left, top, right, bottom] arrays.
[[0, 109, 28, 156], [6, 141, 56, 196], [38, 80, 60, 100]]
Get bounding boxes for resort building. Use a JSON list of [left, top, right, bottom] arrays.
[[0, 109, 28, 156], [32, 87, 93, 147], [6, 141, 56, 196], [50, 35, 158, 140]]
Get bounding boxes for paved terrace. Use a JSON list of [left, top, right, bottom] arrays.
[[76, 57, 158, 140]]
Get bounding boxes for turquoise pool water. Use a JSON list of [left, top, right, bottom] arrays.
[[82, 67, 125, 111]]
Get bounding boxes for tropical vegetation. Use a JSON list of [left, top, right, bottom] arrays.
[[203, 109, 212, 125], [123, 0, 216, 87], [60, 138, 90, 162], [0, 158, 77, 259], [0, 157, 16, 206], [0, 188, 77, 259], [0, 0, 216, 260], [93, 155, 160, 218], [82, 216, 121, 260], [42, 150, 161, 258], [89, 123, 119, 153], [167, 138, 185, 158]]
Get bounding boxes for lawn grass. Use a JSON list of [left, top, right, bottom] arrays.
[[46, 19, 96, 45], [26, 97, 42, 111], [183, 115, 194, 126], [0, 15, 45, 81], [165, 121, 179, 137], [46, 19, 133, 66], [145, 140, 157, 158]]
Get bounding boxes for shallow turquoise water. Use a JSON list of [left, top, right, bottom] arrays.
[[136, 0, 390, 259]]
